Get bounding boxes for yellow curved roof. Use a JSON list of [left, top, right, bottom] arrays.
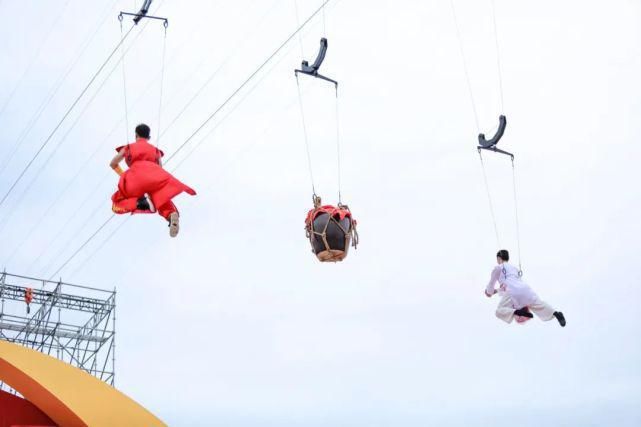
[[0, 340, 165, 427]]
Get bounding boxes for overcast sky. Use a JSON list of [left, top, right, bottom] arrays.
[[1, 0, 640, 425]]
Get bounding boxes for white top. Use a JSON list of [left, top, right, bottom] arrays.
[[485, 262, 538, 309]]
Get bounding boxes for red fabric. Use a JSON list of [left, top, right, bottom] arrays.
[[0, 389, 55, 427], [305, 205, 353, 225], [111, 139, 195, 218]]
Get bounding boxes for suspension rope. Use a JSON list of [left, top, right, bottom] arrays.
[[119, 16, 130, 143], [511, 157, 522, 274], [157, 22, 168, 147], [0, 24, 136, 209], [334, 85, 342, 204], [490, 0, 505, 113], [295, 74, 317, 195], [449, 0, 480, 133], [478, 151, 500, 247]]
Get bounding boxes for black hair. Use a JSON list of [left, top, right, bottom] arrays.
[[135, 123, 151, 139], [496, 249, 509, 261]]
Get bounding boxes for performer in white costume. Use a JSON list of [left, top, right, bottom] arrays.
[[485, 250, 566, 326]]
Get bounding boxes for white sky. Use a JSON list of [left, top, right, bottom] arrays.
[[1, 0, 640, 425]]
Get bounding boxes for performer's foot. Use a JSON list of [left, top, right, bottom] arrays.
[[168, 212, 180, 238], [514, 308, 533, 318], [553, 311, 566, 327]]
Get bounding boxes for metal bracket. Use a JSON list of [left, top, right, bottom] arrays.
[[295, 38, 338, 88]]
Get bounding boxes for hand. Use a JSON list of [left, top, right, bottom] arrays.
[[485, 289, 496, 298]]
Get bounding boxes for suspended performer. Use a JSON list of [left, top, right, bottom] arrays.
[[485, 250, 566, 327], [110, 123, 196, 237]]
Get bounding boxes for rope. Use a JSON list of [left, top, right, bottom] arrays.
[[511, 157, 522, 275], [119, 17, 130, 143], [334, 85, 342, 204], [295, 74, 317, 195], [156, 23, 168, 147], [478, 151, 500, 247], [449, 0, 480, 133], [0, 24, 136, 209], [490, 0, 505, 113]]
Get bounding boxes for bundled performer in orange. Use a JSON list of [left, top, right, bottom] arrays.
[[110, 123, 196, 237]]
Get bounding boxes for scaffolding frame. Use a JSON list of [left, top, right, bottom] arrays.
[[0, 271, 116, 391]]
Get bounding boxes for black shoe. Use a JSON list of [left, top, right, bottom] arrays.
[[553, 311, 566, 327], [136, 196, 151, 211], [514, 308, 533, 318]]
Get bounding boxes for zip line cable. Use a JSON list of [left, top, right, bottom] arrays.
[[47, 0, 332, 278], [0, 24, 136, 209]]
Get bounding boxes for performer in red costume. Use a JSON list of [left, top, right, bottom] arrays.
[[110, 123, 196, 237]]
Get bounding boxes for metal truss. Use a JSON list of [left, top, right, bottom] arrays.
[[0, 271, 116, 392]]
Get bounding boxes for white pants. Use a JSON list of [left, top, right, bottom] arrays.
[[495, 293, 556, 323]]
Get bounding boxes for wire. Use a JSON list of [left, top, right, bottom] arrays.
[[478, 151, 500, 247], [449, 0, 480, 133], [334, 85, 342, 204], [490, 0, 505, 113], [511, 158, 522, 274], [295, 74, 317, 195], [156, 24, 168, 146], [119, 17, 130, 142], [0, 24, 136, 210], [47, 215, 116, 280]]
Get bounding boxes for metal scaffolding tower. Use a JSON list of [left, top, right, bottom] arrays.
[[0, 271, 116, 391]]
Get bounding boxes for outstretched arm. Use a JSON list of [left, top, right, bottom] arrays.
[[485, 266, 501, 297], [110, 149, 126, 176]]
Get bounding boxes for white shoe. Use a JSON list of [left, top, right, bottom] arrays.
[[168, 212, 180, 238]]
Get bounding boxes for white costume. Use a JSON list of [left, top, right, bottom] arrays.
[[486, 262, 556, 323]]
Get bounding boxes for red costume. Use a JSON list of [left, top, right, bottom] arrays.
[[111, 138, 196, 219]]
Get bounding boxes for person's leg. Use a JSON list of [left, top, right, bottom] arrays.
[[157, 201, 180, 237], [111, 191, 138, 214], [495, 294, 516, 323], [529, 297, 565, 326]]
